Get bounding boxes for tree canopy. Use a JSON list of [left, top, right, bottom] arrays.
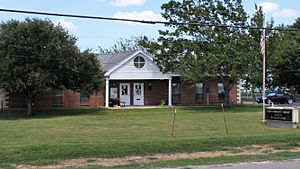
[[140, 0, 254, 104], [98, 37, 141, 54], [242, 5, 276, 99], [269, 18, 300, 93], [0, 18, 104, 115]]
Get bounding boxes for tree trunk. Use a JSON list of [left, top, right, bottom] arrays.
[[25, 91, 33, 116], [224, 85, 230, 105], [251, 88, 256, 102], [222, 79, 234, 105]]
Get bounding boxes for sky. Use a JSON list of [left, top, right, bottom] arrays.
[[0, 0, 299, 52]]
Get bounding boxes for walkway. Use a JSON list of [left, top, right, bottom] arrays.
[[167, 159, 300, 169]]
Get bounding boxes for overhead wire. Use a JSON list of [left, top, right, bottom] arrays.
[[0, 7, 299, 62], [0, 8, 299, 32]]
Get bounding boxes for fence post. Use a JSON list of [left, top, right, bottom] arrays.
[[221, 104, 229, 135], [171, 107, 177, 137]]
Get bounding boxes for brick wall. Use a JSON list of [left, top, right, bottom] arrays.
[[0, 89, 8, 108], [8, 78, 238, 108], [0, 90, 4, 104], [109, 79, 238, 106], [144, 80, 168, 105], [180, 81, 197, 105], [177, 79, 238, 105], [9, 93, 25, 108], [34, 91, 52, 108], [9, 90, 105, 108]]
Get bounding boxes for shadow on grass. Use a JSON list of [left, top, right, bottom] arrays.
[[177, 104, 261, 113], [0, 104, 261, 120], [0, 108, 107, 120]]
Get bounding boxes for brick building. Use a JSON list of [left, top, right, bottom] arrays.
[[0, 89, 8, 108], [8, 49, 241, 108]]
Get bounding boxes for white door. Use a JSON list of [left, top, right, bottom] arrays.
[[120, 83, 130, 106], [134, 83, 144, 105]]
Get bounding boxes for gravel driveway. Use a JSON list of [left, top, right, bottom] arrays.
[[166, 159, 300, 169]]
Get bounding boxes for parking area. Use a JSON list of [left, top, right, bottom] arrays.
[[282, 102, 300, 108], [267, 102, 300, 108]]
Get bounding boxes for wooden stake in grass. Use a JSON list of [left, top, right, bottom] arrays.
[[171, 107, 177, 137], [221, 104, 229, 135]]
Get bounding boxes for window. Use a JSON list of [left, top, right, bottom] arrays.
[[267, 93, 276, 97], [218, 83, 225, 100], [133, 56, 145, 68], [172, 83, 181, 104], [195, 83, 203, 102], [80, 93, 90, 105], [52, 90, 62, 105], [135, 84, 142, 95], [110, 88, 117, 99], [205, 85, 210, 94], [121, 85, 128, 96]]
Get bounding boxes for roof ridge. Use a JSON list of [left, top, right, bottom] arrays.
[[97, 49, 140, 56]]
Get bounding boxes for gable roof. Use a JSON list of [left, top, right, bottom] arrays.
[[97, 50, 180, 78], [97, 50, 138, 72], [98, 49, 159, 77]]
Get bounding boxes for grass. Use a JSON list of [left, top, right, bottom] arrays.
[[0, 105, 300, 168]]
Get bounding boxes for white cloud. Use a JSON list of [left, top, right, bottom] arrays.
[[112, 10, 166, 24], [54, 19, 78, 31], [257, 2, 279, 14], [257, 1, 299, 18], [110, 0, 145, 7], [273, 9, 299, 18]]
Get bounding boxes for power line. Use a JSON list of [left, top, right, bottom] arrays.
[[0, 8, 299, 32], [0, 8, 159, 24]]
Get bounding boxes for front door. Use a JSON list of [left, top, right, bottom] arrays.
[[120, 83, 130, 106], [134, 83, 144, 105]]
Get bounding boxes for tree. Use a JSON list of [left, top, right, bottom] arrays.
[[140, 0, 253, 104], [0, 18, 104, 115], [270, 18, 300, 93], [243, 5, 276, 100], [241, 5, 264, 100], [98, 37, 141, 54], [74, 50, 104, 95]]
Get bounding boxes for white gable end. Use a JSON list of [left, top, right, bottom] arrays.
[[109, 52, 170, 80]]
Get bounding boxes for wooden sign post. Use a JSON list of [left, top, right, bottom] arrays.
[[171, 107, 177, 137], [221, 104, 229, 135]]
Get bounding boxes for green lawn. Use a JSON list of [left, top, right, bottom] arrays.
[[0, 105, 300, 168]]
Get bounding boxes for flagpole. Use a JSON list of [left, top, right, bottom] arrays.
[[262, 29, 266, 123]]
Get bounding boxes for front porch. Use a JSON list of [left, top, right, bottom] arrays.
[[105, 79, 173, 107], [106, 105, 173, 109]]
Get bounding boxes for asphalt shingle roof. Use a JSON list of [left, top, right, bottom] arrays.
[[97, 50, 138, 72]]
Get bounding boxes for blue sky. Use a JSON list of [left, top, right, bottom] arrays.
[[0, 0, 299, 52]]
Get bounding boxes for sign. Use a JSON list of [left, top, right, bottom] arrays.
[[266, 109, 292, 121], [265, 107, 298, 128]]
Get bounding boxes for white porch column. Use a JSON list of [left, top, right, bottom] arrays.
[[105, 77, 109, 108], [168, 77, 172, 106]]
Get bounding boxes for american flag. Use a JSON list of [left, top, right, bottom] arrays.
[[260, 29, 266, 56]]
